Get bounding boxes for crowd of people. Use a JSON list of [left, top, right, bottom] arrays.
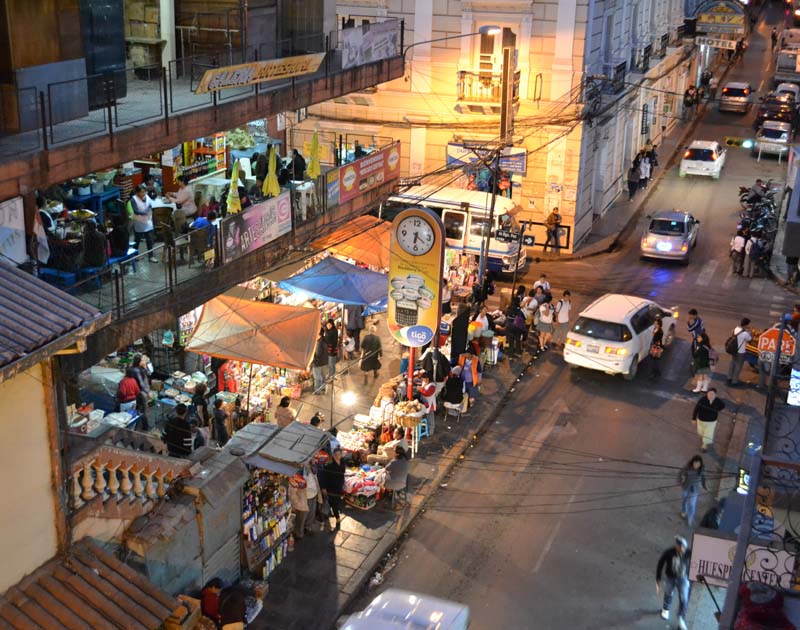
[[626, 141, 659, 201]]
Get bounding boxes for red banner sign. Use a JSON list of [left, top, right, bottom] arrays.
[[339, 142, 401, 204]]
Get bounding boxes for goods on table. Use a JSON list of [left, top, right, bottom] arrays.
[[343, 466, 382, 510], [338, 428, 374, 454], [394, 400, 425, 428], [242, 470, 290, 579]]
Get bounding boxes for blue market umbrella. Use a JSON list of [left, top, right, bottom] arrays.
[[277, 256, 387, 306]]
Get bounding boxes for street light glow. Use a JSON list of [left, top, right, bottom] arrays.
[[479, 25, 502, 36], [341, 391, 357, 406]]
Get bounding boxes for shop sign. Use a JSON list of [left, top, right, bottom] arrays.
[[195, 53, 326, 93], [342, 20, 401, 70], [0, 197, 26, 265], [326, 168, 340, 206], [696, 36, 736, 50], [695, 0, 745, 34], [221, 191, 292, 263], [339, 142, 401, 204], [641, 104, 649, 136], [446, 143, 528, 175], [388, 209, 445, 347], [495, 228, 521, 243], [690, 532, 795, 589], [758, 326, 796, 364]]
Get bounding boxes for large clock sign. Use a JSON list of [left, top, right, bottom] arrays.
[[387, 208, 445, 347]]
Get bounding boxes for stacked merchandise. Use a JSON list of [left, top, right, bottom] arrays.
[[337, 428, 375, 456], [242, 470, 291, 580], [343, 466, 383, 510], [233, 361, 306, 415]]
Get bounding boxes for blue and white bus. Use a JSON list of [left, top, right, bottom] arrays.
[[380, 185, 528, 275]]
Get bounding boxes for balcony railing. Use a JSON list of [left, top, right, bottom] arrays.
[[457, 69, 521, 104]]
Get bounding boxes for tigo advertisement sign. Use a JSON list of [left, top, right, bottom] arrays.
[[339, 142, 401, 203], [387, 209, 445, 347]]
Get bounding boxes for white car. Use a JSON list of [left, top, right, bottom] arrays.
[[563, 294, 678, 380], [679, 140, 727, 179], [341, 590, 470, 630]]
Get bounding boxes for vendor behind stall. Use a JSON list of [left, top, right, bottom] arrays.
[[381, 446, 409, 495], [167, 175, 198, 217], [367, 427, 408, 465], [275, 396, 297, 428], [128, 185, 156, 262]]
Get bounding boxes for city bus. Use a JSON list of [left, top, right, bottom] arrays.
[[379, 184, 528, 275]]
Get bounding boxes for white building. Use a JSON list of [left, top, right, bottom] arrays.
[[300, 0, 693, 252]]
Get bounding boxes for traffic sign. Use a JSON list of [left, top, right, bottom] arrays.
[[522, 235, 535, 247], [758, 327, 796, 364]]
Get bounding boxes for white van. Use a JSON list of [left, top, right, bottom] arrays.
[[381, 185, 528, 275]]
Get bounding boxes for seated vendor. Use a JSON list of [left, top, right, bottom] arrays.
[[442, 365, 465, 408], [381, 446, 409, 493], [367, 427, 408, 465]]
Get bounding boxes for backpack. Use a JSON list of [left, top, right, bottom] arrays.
[[724, 333, 739, 355]]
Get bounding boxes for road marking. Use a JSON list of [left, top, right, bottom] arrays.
[[721, 267, 737, 290], [694, 259, 719, 288], [532, 476, 582, 574], [649, 389, 697, 405]]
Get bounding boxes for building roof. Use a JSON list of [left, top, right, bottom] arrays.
[[0, 265, 108, 380], [0, 539, 179, 630]]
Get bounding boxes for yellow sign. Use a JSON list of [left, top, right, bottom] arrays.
[[195, 53, 326, 93], [388, 209, 445, 347]]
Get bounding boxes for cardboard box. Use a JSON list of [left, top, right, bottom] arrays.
[[142, 22, 159, 39], [127, 1, 145, 21], [130, 21, 145, 38], [144, 6, 159, 23]]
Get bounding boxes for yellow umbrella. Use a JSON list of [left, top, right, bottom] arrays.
[[263, 146, 281, 198], [227, 159, 242, 214], [307, 131, 321, 180]]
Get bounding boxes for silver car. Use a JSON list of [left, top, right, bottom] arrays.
[[719, 82, 753, 113], [640, 210, 700, 263], [752, 120, 792, 159]]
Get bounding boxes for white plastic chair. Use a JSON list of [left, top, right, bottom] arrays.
[[239, 157, 253, 179]]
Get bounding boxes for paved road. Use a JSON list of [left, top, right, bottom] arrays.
[[345, 7, 795, 630]]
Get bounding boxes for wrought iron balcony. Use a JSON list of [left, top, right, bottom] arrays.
[[457, 68, 521, 104]]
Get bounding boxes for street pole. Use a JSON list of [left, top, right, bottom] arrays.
[[478, 46, 514, 298], [510, 223, 525, 299]]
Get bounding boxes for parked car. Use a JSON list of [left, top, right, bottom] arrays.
[[776, 82, 800, 108], [719, 82, 753, 113], [564, 294, 678, 380], [341, 590, 470, 630], [640, 210, 700, 263], [752, 120, 792, 159], [755, 93, 796, 130], [679, 140, 726, 179]]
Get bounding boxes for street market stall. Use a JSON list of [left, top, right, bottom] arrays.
[[277, 256, 388, 308], [225, 422, 329, 579], [184, 296, 321, 420]]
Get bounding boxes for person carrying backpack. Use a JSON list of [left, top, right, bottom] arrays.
[[726, 318, 752, 386]]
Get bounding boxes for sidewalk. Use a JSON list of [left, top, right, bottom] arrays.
[[540, 59, 737, 262], [251, 324, 535, 630], [768, 200, 799, 295]]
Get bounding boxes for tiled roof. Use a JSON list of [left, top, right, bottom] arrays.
[[0, 264, 105, 371], [0, 539, 179, 630]]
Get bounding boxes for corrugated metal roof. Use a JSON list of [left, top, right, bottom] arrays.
[[0, 264, 103, 370], [0, 539, 179, 630]]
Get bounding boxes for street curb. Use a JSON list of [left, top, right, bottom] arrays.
[[335, 352, 540, 618], [541, 59, 738, 263]]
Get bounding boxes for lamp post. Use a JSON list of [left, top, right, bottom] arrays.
[[402, 25, 501, 61]]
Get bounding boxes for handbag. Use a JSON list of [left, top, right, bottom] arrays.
[[649, 344, 663, 359], [320, 496, 331, 517]]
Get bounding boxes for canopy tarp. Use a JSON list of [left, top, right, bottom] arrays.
[[185, 295, 320, 371], [277, 256, 387, 306], [310, 216, 391, 269]]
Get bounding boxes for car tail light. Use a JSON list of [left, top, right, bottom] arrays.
[[723, 88, 729, 93], [681, 243, 689, 252], [684, 150, 691, 158], [604, 346, 628, 356]]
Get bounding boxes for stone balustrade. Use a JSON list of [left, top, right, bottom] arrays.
[[69, 445, 192, 513]]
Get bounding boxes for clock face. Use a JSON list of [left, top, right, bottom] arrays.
[[396, 216, 435, 256]]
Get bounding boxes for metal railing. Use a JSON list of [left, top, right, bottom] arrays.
[[519, 220, 572, 251], [456, 69, 521, 103], [0, 20, 403, 163]]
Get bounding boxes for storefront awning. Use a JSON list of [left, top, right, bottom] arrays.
[[277, 256, 387, 306], [310, 215, 391, 269], [248, 422, 328, 476], [185, 295, 321, 371], [0, 539, 180, 630], [224, 422, 281, 459]]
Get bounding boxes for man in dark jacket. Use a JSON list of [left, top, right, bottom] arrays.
[[312, 329, 329, 394], [320, 447, 346, 527], [324, 319, 339, 379], [359, 324, 382, 384], [656, 535, 691, 629], [83, 220, 108, 268], [292, 149, 307, 181], [693, 388, 725, 452], [163, 403, 193, 457], [343, 304, 365, 352]]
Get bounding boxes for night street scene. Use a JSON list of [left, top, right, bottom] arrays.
[[1, 0, 800, 629]]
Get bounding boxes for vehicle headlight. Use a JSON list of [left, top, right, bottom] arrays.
[[604, 346, 628, 356], [566, 338, 581, 348], [681, 242, 689, 252], [501, 255, 511, 264]]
